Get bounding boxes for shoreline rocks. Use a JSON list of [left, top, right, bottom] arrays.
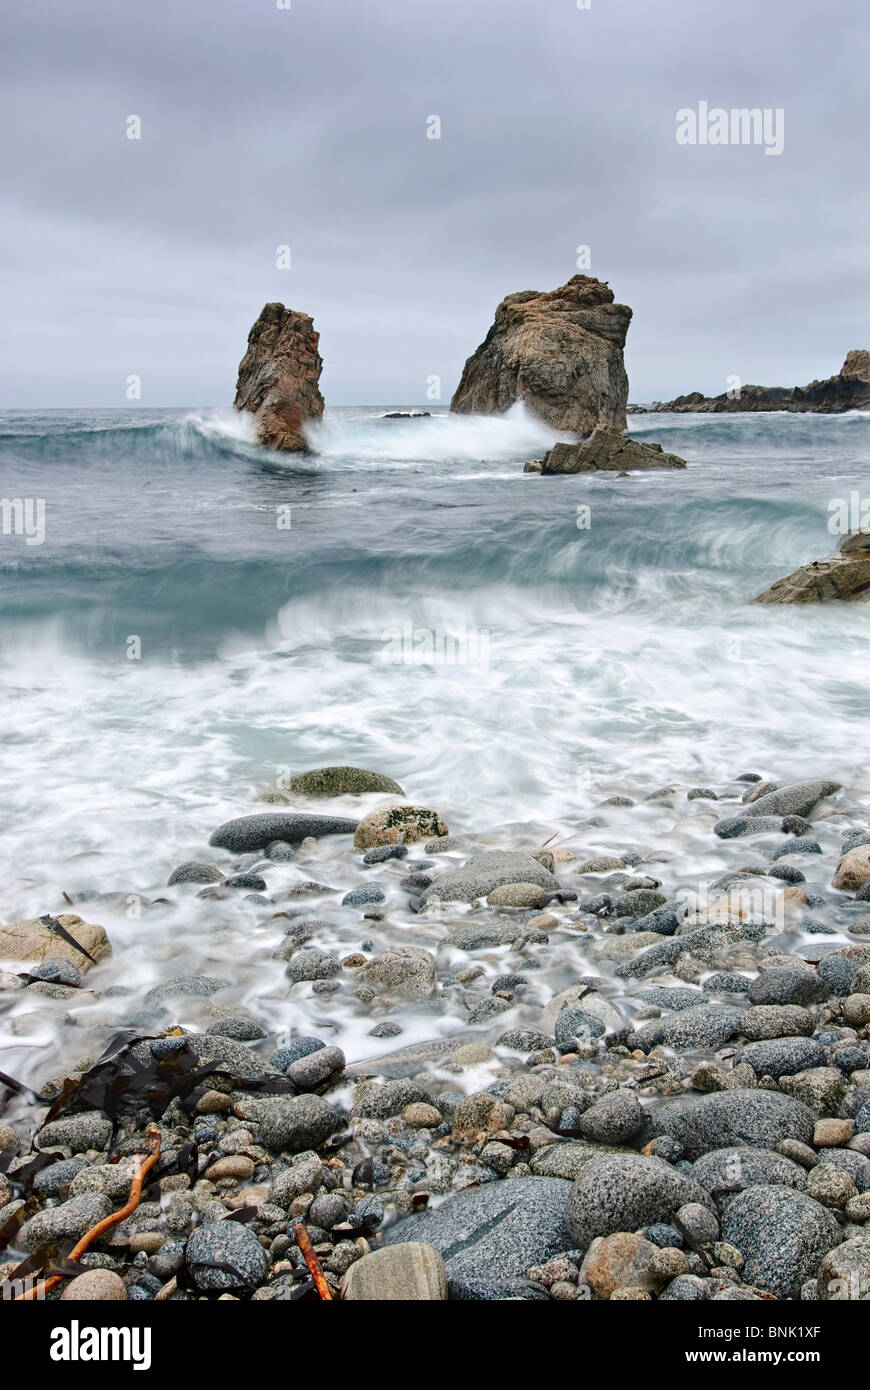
[[753, 530, 870, 605], [537, 425, 686, 475], [638, 348, 870, 415]]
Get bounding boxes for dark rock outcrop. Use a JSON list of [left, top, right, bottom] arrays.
[[753, 530, 870, 605], [234, 303, 324, 450], [642, 350, 870, 415], [535, 425, 686, 475], [450, 275, 632, 434]]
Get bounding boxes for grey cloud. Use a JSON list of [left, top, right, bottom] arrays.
[[1, 0, 867, 406]]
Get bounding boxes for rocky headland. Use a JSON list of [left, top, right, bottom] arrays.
[[234, 303, 325, 451], [637, 350, 870, 416]]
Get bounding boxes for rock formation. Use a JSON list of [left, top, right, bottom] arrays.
[[753, 530, 870, 605], [641, 350, 870, 415], [234, 303, 325, 450], [531, 425, 686, 475], [450, 275, 632, 434]]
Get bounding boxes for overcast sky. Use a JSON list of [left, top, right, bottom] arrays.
[[1, 0, 868, 407]]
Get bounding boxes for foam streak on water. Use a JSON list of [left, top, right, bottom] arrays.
[[0, 402, 869, 1092]]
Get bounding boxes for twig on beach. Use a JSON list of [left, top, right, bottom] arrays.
[[13, 1124, 162, 1301], [294, 1221, 333, 1300]]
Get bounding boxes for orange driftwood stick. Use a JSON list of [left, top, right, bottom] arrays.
[[14, 1124, 162, 1301], [294, 1221, 333, 1300]]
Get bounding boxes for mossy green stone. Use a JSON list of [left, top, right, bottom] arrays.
[[288, 766, 405, 797]]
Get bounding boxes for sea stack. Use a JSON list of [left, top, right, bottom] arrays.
[[234, 303, 325, 450], [450, 274, 632, 434]]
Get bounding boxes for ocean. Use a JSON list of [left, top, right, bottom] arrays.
[[1, 403, 869, 1088]]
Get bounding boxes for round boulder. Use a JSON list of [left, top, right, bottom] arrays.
[[565, 1154, 715, 1248]]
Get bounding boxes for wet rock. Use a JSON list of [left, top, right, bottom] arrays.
[[747, 967, 828, 1007], [356, 946, 435, 998], [675, 1201, 719, 1245], [720, 1185, 840, 1298], [383, 1175, 572, 1300], [817, 1236, 870, 1299], [144, 975, 230, 1006], [778, 1067, 846, 1112], [342, 1241, 447, 1300], [729, 779, 842, 821], [60, 1270, 127, 1301], [265, 840, 295, 861], [268, 1152, 323, 1205], [541, 427, 685, 475], [496, 1029, 555, 1052], [771, 837, 821, 860], [690, 1145, 807, 1194], [234, 1094, 340, 1152], [833, 845, 870, 892], [541, 985, 623, 1036], [735, 1035, 826, 1078], [223, 872, 267, 891], [579, 1090, 645, 1144], [209, 813, 358, 852], [187, 1218, 269, 1292], [806, 1162, 858, 1207], [637, 986, 705, 1011], [644, 1089, 815, 1160], [487, 882, 552, 909], [739, 1005, 816, 1040], [713, 815, 784, 839], [353, 806, 447, 851], [566, 1154, 714, 1247], [30, 957, 83, 987], [423, 850, 559, 906], [287, 1046, 345, 1090], [362, 844, 409, 865], [287, 767, 404, 797], [609, 888, 669, 918], [284, 948, 340, 984], [205, 1017, 266, 1042], [341, 885, 385, 907], [628, 1003, 742, 1054], [580, 1233, 660, 1298], [818, 945, 870, 994], [0, 914, 111, 974], [167, 861, 224, 887], [555, 1007, 605, 1047], [19, 1194, 113, 1251], [36, 1113, 113, 1153], [352, 1079, 431, 1120]]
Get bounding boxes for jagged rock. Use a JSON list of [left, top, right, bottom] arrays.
[[540, 425, 685, 474], [754, 530, 870, 605], [644, 349, 870, 415], [450, 275, 632, 433], [234, 302, 324, 451]]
